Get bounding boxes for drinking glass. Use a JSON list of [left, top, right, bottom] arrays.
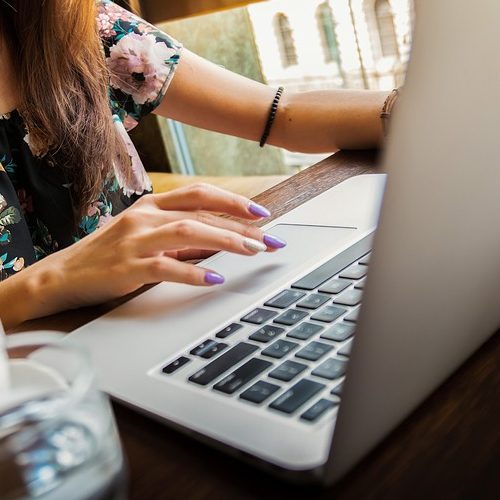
[[0, 332, 126, 500]]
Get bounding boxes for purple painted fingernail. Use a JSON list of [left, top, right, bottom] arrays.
[[248, 202, 271, 218], [205, 271, 225, 285], [263, 234, 287, 249]]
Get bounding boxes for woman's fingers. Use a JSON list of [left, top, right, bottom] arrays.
[[139, 256, 224, 286], [125, 186, 287, 250], [151, 183, 271, 220], [134, 209, 286, 251], [136, 219, 269, 256], [162, 210, 281, 247]]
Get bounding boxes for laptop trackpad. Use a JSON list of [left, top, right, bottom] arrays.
[[209, 223, 356, 295]]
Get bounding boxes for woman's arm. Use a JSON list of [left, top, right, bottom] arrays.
[[154, 49, 389, 152]]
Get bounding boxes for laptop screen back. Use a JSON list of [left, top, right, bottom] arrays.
[[327, 0, 500, 483]]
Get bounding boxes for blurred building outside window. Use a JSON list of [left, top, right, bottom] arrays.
[[317, 2, 342, 66], [374, 0, 400, 57], [275, 13, 299, 67]]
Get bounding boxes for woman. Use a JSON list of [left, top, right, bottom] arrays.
[[0, 0, 391, 330]]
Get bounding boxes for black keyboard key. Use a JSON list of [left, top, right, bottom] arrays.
[[301, 398, 338, 422], [215, 323, 243, 339], [332, 289, 363, 306], [162, 356, 190, 374], [338, 340, 353, 357], [287, 322, 324, 340], [320, 323, 356, 342], [213, 358, 272, 394], [241, 308, 277, 325], [291, 235, 373, 290], [265, 290, 305, 309], [190, 339, 217, 356], [249, 325, 285, 343], [296, 294, 330, 310], [311, 306, 346, 323], [344, 306, 361, 323], [240, 380, 280, 404], [200, 342, 228, 359], [319, 278, 352, 294], [339, 264, 367, 280], [331, 381, 344, 396], [268, 360, 307, 382], [270, 379, 325, 414], [262, 339, 299, 359], [296, 341, 333, 361], [312, 357, 348, 380], [188, 342, 258, 386], [273, 309, 308, 326]]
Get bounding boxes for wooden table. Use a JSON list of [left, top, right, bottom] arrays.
[[11, 150, 500, 499]]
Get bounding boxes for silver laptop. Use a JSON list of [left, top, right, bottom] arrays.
[[66, 0, 500, 485]]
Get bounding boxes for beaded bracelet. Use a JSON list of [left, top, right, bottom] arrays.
[[259, 86, 284, 147]]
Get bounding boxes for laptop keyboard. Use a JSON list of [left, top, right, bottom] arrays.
[[160, 233, 373, 424]]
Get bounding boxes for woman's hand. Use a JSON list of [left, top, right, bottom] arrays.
[[5, 184, 286, 327]]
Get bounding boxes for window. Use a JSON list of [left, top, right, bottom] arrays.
[[375, 0, 399, 58], [317, 2, 340, 64], [274, 13, 298, 67]]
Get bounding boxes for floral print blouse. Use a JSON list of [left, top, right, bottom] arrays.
[[0, 0, 182, 280]]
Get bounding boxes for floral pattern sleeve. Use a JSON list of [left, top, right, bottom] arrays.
[[97, 0, 183, 131], [96, 0, 183, 198]]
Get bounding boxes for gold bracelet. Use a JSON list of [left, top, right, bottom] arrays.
[[380, 87, 401, 137]]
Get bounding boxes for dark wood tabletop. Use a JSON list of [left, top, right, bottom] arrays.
[[11, 150, 500, 500]]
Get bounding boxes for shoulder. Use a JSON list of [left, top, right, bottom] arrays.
[[96, 0, 181, 52], [96, 1, 183, 128]]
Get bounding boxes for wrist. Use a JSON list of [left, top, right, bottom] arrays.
[[1, 257, 66, 331]]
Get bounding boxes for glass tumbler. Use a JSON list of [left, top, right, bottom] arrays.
[[0, 332, 126, 500]]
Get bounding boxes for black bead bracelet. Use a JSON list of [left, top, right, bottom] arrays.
[[259, 86, 284, 147]]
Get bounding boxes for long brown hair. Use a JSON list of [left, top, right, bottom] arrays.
[[0, 0, 127, 220]]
